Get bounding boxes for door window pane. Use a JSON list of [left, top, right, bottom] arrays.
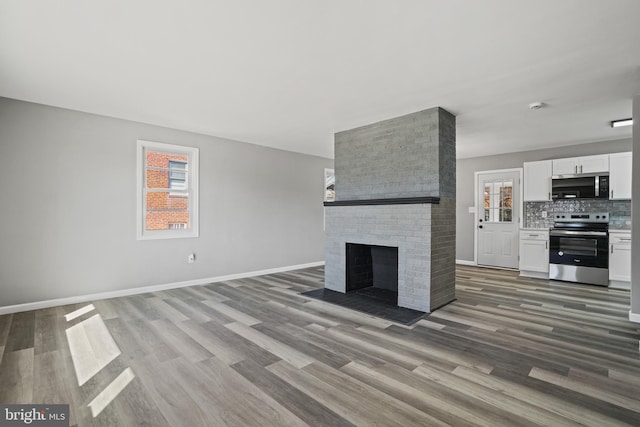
[[483, 179, 513, 223]]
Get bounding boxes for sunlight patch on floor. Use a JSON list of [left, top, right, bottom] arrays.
[[88, 367, 136, 417], [64, 304, 95, 322], [65, 314, 120, 386]]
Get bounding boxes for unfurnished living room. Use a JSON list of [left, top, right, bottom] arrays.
[[1, 1, 640, 426]]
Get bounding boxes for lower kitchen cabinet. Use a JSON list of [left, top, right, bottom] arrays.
[[609, 231, 631, 289], [519, 230, 549, 279]]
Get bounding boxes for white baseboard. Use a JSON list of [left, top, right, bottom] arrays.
[[456, 259, 477, 266], [609, 280, 631, 290], [0, 261, 325, 315], [629, 311, 640, 324], [519, 270, 549, 280]]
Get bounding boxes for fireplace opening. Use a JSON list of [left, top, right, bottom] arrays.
[[346, 243, 398, 304]]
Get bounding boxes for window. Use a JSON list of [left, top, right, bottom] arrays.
[[168, 222, 188, 230], [483, 180, 513, 223], [137, 140, 199, 240], [169, 161, 187, 193], [324, 168, 335, 202]]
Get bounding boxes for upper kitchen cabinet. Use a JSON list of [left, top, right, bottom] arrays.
[[579, 154, 610, 173], [609, 152, 632, 200], [523, 160, 552, 201], [552, 154, 609, 175]]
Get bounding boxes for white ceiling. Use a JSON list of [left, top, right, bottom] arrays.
[[1, 0, 638, 159]]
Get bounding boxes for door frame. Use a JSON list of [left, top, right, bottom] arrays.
[[473, 167, 524, 267]]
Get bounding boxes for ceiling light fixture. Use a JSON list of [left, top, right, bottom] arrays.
[[610, 118, 633, 128], [529, 102, 545, 110]]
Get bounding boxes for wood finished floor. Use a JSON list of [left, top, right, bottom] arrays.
[[1, 265, 640, 426]]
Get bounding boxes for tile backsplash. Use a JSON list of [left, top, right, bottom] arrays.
[[524, 199, 631, 229]]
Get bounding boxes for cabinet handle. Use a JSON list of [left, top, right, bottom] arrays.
[[611, 245, 613, 254], [619, 238, 632, 241], [528, 234, 539, 237], [574, 165, 577, 173], [580, 165, 583, 173], [548, 192, 551, 200], [545, 241, 548, 249]]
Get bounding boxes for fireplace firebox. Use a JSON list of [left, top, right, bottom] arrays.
[[346, 243, 398, 293]]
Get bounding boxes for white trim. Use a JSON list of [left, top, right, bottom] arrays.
[[629, 311, 640, 323], [472, 264, 519, 272], [519, 270, 549, 279], [608, 280, 631, 290], [455, 259, 477, 266], [0, 261, 325, 315], [473, 171, 478, 264]]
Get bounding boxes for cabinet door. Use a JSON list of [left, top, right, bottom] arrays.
[[523, 160, 552, 201], [519, 239, 549, 273], [610, 242, 631, 281], [579, 154, 609, 174], [552, 157, 578, 175], [610, 152, 632, 200]]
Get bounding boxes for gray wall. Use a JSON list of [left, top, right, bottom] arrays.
[[632, 94, 639, 316], [456, 138, 633, 261], [0, 97, 332, 307]]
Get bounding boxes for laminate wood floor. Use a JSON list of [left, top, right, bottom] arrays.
[[1, 266, 639, 426]]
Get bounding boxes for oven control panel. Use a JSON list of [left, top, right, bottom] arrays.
[[554, 212, 609, 223]]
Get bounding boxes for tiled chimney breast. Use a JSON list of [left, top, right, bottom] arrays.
[[325, 107, 456, 312]]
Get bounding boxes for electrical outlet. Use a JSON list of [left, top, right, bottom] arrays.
[[188, 253, 196, 264], [541, 211, 547, 218]]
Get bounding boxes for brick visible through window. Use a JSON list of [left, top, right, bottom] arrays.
[[137, 140, 199, 239]]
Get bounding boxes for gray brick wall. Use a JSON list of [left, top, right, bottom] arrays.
[[325, 106, 456, 314], [334, 107, 455, 200], [324, 204, 433, 312], [438, 110, 456, 199], [429, 198, 456, 310]]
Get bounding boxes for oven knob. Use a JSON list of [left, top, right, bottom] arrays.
[[596, 215, 600, 219]]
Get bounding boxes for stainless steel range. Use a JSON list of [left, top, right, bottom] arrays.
[[549, 212, 609, 286]]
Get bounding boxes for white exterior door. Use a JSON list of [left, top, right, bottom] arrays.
[[477, 170, 521, 269]]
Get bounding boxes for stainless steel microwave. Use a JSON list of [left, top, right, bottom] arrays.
[[551, 174, 609, 199]]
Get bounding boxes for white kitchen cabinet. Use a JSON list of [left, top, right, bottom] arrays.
[[552, 154, 609, 175], [552, 157, 579, 175], [609, 152, 632, 200], [579, 154, 610, 174], [523, 160, 552, 201], [519, 230, 549, 278], [609, 231, 631, 289]]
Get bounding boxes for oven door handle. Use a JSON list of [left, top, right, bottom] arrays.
[[550, 230, 608, 237]]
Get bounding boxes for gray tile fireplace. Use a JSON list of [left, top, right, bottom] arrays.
[[324, 107, 456, 313]]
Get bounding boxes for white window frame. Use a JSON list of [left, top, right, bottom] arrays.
[[137, 140, 199, 240], [168, 222, 188, 230]]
